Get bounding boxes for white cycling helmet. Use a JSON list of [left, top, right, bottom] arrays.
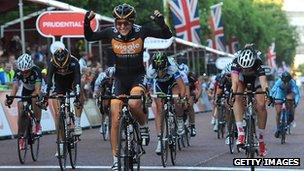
[[105, 67, 115, 77], [50, 41, 65, 55], [237, 48, 256, 68], [17, 53, 33, 71], [179, 63, 189, 74]]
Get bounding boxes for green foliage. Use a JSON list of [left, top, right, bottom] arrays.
[[221, 0, 298, 65], [297, 63, 304, 75]]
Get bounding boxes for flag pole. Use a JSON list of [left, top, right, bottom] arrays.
[[163, 0, 170, 25]]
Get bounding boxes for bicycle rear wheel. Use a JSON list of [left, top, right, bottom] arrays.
[[30, 133, 40, 161], [57, 115, 68, 171], [117, 118, 129, 171], [160, 112, 169, 167]]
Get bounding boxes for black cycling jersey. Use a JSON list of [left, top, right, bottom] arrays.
[[45, 56, 81, 94], [84, 21, 172, 77], [13, 65, 42, 91]]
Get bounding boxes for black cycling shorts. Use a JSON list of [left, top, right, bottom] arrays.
[[240, 75, 261, 91], [113, 74, 146, 96]]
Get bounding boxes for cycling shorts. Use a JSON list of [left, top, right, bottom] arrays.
[[113, 74, 146, 96]]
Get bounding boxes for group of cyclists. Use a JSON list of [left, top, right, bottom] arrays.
[[210, 44, 300, 157], [4, 3, 301, 171]]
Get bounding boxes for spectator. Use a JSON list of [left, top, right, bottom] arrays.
[[79, 51, 91, 74], [0, 62, 15, 90]]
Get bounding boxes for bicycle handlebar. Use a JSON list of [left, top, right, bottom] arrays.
[[6, 95, 38, 100], [232, 91, 266, 96], [100, 95, 143, 100], [150, 94, 179, 99], [48, 94, 76, 99]]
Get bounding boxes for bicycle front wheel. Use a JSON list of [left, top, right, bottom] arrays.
[[160, 111, 169, 167], [69, 131, 78, 169], [169, 113, 177, 166], [57, 115, 68, 171], [18, 116, 30, 164], [18, 136, 28, 164], [30, 133, 40, 161], [246, 116, 255, 158], [117, 117, 129, 171], [280, 111, 287, 144]]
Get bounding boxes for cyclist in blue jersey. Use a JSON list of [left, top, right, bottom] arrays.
[[269, 71, 300, 138]]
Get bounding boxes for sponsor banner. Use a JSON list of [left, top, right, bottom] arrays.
[[0, 103, 13, 137], [83, 99, 101, 127], [40, 107, 56, 132], [69, 98, 90, 128], [0, 91, 18, 135], [144, 37, 174, 50], [36, 11, 98, 38]]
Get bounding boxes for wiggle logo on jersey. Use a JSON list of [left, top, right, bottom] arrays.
[[112, 38, 143, 56]]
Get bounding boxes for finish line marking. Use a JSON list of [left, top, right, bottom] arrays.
[[0, 166, 302, 170]]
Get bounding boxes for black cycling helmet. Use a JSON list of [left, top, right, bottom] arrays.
[[112, 3, 136, 22], [281, 71, 292, 83], [52, 48, 70, 68], [152, 51, 168, 71]]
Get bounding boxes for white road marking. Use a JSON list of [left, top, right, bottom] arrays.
[[0, 165, 302, 170]]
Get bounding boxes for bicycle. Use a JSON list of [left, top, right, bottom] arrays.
[[6, 95, 40, 164], [101, 94, 146, 171], [272, 98, 294, 144], [151, 93, 179, 167], [233, 88, 266, 159], [47, 94, 80, 171]]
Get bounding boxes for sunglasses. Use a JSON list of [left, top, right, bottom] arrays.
[[115, 20, 132, 27], [21, 70, 30, 75]]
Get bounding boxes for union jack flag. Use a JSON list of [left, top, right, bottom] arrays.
[[169, 0, 201, 44], [267, 42, 277, 69], [209, 3, 226, 52], [227, 36, 240, 54]]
